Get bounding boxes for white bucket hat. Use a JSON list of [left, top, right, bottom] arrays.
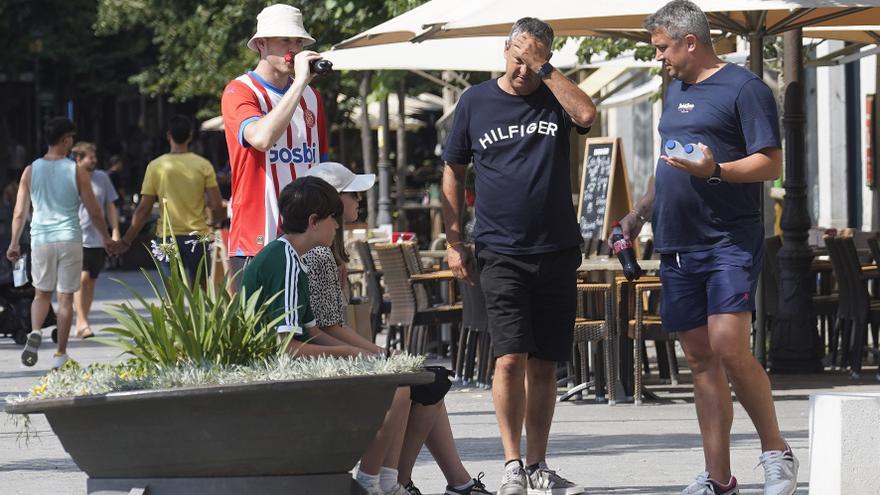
[[304, 162, 376, 193], [247, 4, 316, 53]]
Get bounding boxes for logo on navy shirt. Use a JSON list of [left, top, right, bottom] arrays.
[[678, 103, 695, 113], [270, 142, 318, 164], [478, 121, 559, 149]]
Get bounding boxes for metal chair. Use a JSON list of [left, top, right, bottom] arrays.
[[627, 279, 678, 406], [455, 259, 494, 387]]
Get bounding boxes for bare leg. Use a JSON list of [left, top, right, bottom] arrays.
[[360, 387, 412, 474], [708, 313, 786, 453], [677, 325, 733, 482], [74, 272, 95, 332], [423, 402, 471, 486], [55, 292, 74, 355], [397, 402, 442, 484], [493, 353, 528, 462], [31, 289, 53, 332], [524, 358, 557, 465]]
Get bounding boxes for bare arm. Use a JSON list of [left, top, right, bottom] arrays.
[[76, 166, 112, 246], [242, 52, 319, 151], [618, 180, 655, 243], [509, 34, 596, 127], [6, 167, 31, 261], [283, 330, 364, 358], [121, 194, 157, 247], [663, 145, 782, 183], [107, 202, 121, 241], [441, 163, 474, 283], [322, 324, 383, 354], [205, 186, 225, 228]]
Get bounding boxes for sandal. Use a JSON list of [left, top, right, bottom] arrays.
[[76, 327, 95, 339]]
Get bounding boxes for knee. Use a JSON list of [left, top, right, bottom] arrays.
[[494, 353, 527, 379], [683, 348, 718, 375], [527, 358, 557, 381], [717, 349, 753, 375]]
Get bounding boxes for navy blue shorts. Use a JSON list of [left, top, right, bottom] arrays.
[[659, 238, 763, 332]]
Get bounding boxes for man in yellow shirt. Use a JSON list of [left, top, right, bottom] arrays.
[[119, 115, 224, 281]]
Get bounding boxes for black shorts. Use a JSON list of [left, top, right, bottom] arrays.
[[82, 247, 106, 279], [477, 246, 581, 362]]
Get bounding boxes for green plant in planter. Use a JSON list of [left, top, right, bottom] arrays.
[[99, 213, 292, 367]]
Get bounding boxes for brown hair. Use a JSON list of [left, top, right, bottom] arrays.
[[71, 141, 96, 162]]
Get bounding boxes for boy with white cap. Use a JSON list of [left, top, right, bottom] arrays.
[[221, 4, 330, 286]]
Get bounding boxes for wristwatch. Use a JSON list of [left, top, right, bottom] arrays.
[[707, 163, 723, 185], [536, 62, 554, 79]]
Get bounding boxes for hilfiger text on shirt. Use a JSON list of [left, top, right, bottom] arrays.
[[478, 120, 559, 149], [269, 141, 318, 164]]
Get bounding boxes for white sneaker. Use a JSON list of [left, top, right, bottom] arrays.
[[758, 446, 798, 495], [527, 462, 584, 495], [681, 472, 738, 495], [499, 461, 528, 495], [356, 480, 409, 495], [51, 353, 70, 370]]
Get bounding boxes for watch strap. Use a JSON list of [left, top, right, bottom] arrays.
[[537, 62, 554, 79]]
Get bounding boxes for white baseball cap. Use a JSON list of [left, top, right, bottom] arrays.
[[304, 162, 376, 193], [247, 4, 316, 53]]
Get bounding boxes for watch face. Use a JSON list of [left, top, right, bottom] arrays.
[[707, 176, 722, 185]]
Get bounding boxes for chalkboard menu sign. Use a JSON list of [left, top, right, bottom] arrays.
[[577, 137, 633, 246]]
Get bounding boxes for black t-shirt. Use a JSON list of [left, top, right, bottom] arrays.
[[442, 79, 583, 255], [654, 63, 780, 253]]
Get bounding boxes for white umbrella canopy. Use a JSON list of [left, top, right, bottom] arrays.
[[426, 0, 880, 41], [323, 37, 582, 72], [333, 0, 491, 49]]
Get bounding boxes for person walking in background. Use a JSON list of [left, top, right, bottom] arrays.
[[619, 2, 797, 494], [221, 3, 329, 286], [441, 17, 595, 495], [7, 117, 116, 368], [118, 115, 223, 282], [72, 142, 120, 339]]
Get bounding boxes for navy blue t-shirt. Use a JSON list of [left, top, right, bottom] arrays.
[[654, 63, 780, 253], [442, 79, 583, 255]]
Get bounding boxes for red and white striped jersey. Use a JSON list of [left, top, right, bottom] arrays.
[[221, 71, 329, 257]]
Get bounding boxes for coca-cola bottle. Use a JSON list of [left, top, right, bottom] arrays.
[[609, 221, 642, 281]]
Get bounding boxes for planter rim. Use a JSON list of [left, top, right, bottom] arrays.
[[6, 371, 433, 415]]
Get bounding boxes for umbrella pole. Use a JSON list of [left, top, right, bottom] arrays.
[[749, 32, 769, 367]]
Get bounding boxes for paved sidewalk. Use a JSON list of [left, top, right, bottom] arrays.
[[2, 270, 879, 494]]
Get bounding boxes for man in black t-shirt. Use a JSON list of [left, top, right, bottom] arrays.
[[441, 17, 595, 495]]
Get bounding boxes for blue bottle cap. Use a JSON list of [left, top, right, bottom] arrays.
[[665, 139, 676, 150], [684, 143, 694, 153]]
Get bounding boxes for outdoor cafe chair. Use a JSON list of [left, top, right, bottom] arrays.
[[352, 240, 391, 341], [455, 258, 494, 388], [559, 282, 615, 403], [372, 243, 462, 355], [825, 235, 880, 377], [626, 278, 678, 406]]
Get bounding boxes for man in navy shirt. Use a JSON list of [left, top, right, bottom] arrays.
[[620, 2, 798, 494], [441, 17, 595, 495]]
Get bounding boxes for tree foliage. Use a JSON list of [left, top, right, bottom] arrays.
[[94, 0, 428, 117]]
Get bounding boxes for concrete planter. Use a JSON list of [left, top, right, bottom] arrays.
[[7, 372, 432, 494]]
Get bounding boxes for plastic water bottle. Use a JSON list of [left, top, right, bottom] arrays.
[[609, 222, 642, 281], [664, 139, 704, 162]]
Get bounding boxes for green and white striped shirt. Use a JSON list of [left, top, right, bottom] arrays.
[[242, 237, 316, 340]]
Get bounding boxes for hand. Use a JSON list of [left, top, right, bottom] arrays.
[[6, 244, 20, 262], [609, 212, 645, 249], [292, 50, 321, 82], [661, 142, 716, 178], [509, 33, 550, 74], [447, 244, 475, 285]]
